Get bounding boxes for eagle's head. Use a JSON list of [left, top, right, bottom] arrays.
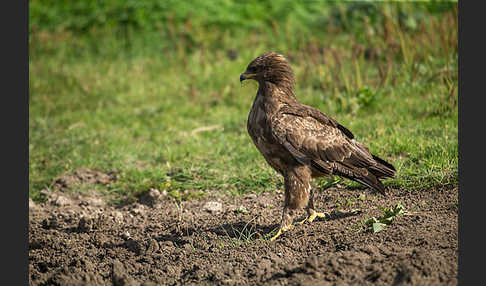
[[240, 52, 294, 89]]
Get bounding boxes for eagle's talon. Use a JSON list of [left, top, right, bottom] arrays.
[[297, 217, 308, 225], [298, 211, 327, 224], [307, 211, 327, 223], [269, 229, 282, 241], [269, 224, 293, 241]]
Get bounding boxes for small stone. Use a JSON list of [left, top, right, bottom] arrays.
[[203, 201, 223, 213], [85, 197, 104, 207], [53, 195, 72, 207]]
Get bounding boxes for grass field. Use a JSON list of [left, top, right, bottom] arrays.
[[29, 1, 458, 203]]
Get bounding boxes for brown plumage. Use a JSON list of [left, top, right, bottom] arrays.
[[240, 52, 396, 240]]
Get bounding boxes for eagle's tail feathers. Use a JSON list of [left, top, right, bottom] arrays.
[[354, 175, 386, 195], [370, 154, 396, 179], [332, 163, 387, 195]]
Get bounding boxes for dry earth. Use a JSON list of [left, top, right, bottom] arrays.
[[29, 169, 458, 285]]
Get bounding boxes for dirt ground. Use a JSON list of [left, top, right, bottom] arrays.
[[29, 169, 458, 286]]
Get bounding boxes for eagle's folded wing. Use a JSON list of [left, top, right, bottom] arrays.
[[270, 111, 392, 193], [272, 112, 373, 167]]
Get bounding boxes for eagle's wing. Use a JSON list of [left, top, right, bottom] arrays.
[[271, 105, 393, 193]]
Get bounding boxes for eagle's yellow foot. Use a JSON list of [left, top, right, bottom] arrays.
[[269, 224, 293, 241], [308, 211, 326, 222], [298, 210, 327, 224], [297, 217, 308, 225]]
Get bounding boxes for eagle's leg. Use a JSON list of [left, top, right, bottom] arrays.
[[269, 206, 295, 241], [270, 166, 311, 241], [298, 187, 327, 224]]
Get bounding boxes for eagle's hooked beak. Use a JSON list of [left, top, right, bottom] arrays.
[[240, 72, 256, 82]]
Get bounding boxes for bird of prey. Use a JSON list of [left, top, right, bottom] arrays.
[[240, 52, 396, 241]]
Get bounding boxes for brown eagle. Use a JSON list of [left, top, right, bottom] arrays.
[[240, 52, 396, 241]]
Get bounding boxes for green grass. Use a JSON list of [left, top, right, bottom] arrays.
[[29, 2, 458, 203]]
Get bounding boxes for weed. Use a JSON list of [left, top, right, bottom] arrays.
[[362, 202, 406, 233], [219, 217, 262, 247]]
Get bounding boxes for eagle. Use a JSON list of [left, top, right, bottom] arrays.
[[240, 52, 396, 241]]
